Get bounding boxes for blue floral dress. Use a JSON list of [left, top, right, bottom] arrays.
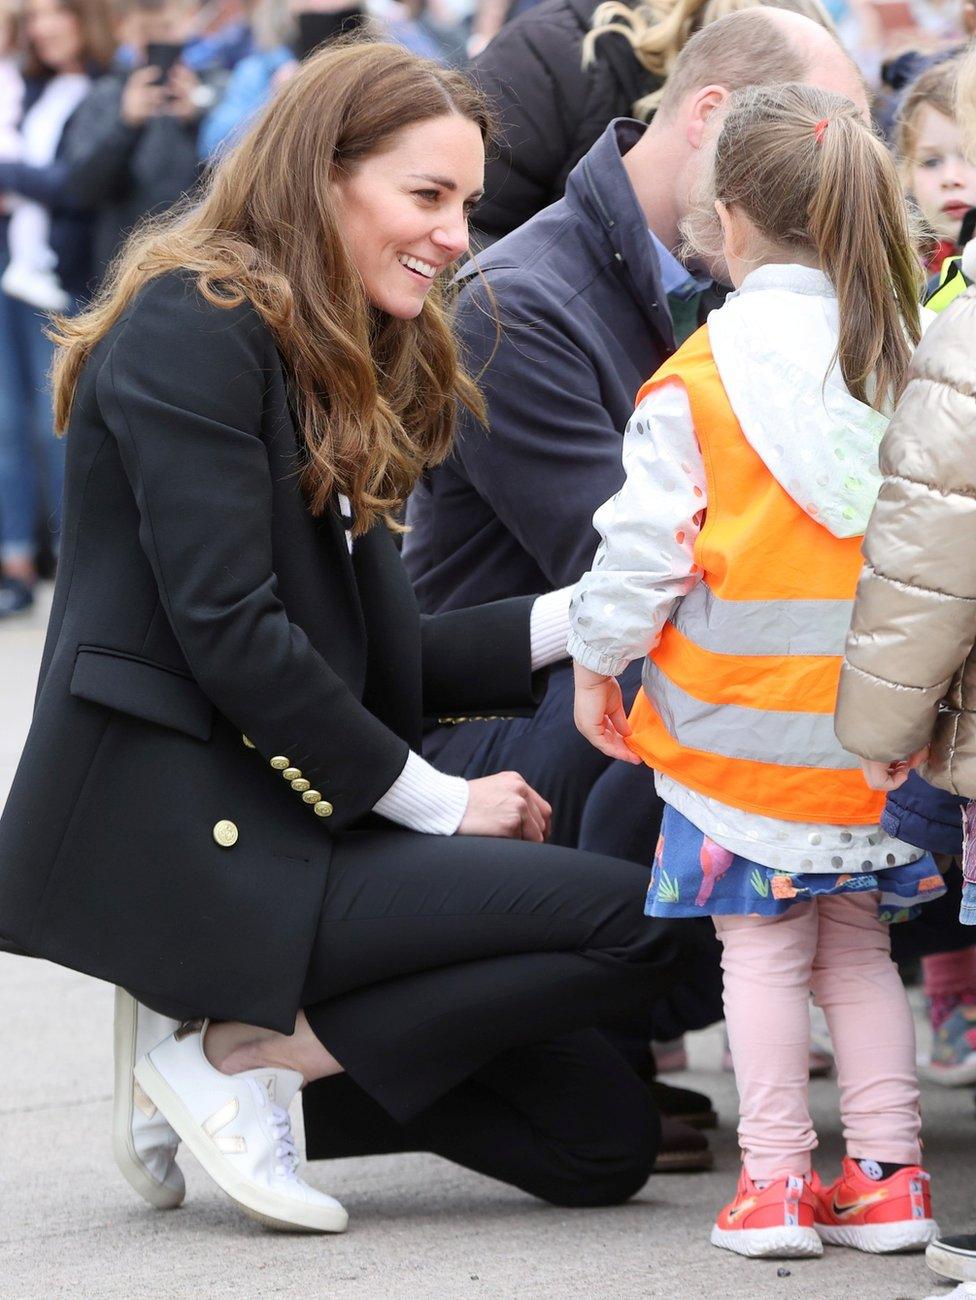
[[646, 805, 946, 925]]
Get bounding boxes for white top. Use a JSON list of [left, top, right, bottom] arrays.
[[0, 59, 23, 161], [5, 71, 89, 308], [567, 264, 925, 874]]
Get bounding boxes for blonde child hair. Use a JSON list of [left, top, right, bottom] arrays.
[[959, 42, 976, 156], [686, 82, 922, 409], [582, 0, 837, 117], [896, 56, 964, 167]]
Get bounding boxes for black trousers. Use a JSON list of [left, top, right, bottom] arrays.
[[299, 827, 687, 1131], [303, 1029, 661, 1208], [423, 659, 724, 1044]]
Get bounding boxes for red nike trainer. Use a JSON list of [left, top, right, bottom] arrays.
[[711, 1170, 823, 1258], [815, 1157, 939, 1253]]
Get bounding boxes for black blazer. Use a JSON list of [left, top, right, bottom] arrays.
[[0, 272, 541, 1031]]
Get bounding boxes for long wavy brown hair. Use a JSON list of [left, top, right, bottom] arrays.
[[51, 40, 494, 533]]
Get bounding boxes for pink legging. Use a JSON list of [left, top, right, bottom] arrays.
[[714, 891, 921, 1180]]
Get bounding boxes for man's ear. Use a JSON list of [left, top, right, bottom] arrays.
[[686, 84, 728, 149], [964, 1, 976, 35]]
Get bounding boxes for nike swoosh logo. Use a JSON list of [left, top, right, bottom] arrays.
[[831, 1190, 886, 1218], [726, 1197, 757, 1223]]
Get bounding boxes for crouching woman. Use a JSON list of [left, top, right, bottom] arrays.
[[0, 41, 685, 1231]]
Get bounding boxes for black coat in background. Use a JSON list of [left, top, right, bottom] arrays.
[[470, 0, 659, 242], [0, 271, 540, 1032], [61, 68, 210, 284]]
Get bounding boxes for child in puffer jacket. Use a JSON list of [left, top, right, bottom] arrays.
[[570, 81, 943, 1262], [836, 43, 976, 1300]]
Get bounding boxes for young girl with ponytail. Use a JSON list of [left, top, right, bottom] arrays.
[[568, 81, 944, 1260]]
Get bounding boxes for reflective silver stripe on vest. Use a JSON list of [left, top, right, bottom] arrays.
[[671, 584, 853, 657], [642, 659, 859, 770]]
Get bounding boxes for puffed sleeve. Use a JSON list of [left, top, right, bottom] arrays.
[[836, 291, 976, 762]]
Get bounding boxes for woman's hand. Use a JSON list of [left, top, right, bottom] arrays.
[[860, 746, 930, 792], [457, 772, 552, 841], [573, 662, 641, 764]]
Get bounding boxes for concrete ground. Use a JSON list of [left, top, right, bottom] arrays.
[[1, 589, 973, 1300]]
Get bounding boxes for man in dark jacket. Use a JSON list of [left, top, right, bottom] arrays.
[[406, 7, 865, 851], [404, 8, 867, 1112]]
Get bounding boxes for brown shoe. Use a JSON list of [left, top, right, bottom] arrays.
[[653, 1115, 714, 1172]]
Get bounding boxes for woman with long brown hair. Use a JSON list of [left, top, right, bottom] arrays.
[[0, 39, 684, 1232]]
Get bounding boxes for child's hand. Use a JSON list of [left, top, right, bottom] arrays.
[[573, 662, 641, 764], [860, 746, 930, 792]]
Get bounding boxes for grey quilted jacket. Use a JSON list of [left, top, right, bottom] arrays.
[[835, 283, 976, 796]]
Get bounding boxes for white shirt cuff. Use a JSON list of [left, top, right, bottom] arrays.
[[373, 750, 470, 835], [530, 587, 572, 670]]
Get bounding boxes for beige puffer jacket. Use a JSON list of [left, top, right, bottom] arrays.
[[835, 280, 976, 797]]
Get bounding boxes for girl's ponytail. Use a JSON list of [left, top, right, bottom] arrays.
[[808, 112, 922, 409], [695, 83, 923, 412]]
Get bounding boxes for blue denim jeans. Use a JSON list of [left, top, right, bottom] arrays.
[[961, 881, 976, 926], [0, 284, 66, 563]]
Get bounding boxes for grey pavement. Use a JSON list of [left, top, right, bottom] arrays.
[[1, 587, 973, 1299]]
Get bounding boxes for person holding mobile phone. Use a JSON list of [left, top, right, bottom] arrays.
[[58, 0, 222, 283]]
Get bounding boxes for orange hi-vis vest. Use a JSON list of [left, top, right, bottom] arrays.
[[626, 326, 885, 825]]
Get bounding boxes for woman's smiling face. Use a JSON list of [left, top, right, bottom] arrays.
[[334, 113, 485, 319]]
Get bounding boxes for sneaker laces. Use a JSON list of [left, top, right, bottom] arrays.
[[249, 1078, 301, 1180], [268, 1102, 300, 1179]]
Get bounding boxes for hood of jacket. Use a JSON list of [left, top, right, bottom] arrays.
[[706, 263, 891, 539]]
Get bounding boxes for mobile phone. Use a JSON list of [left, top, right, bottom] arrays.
[[146, 41, 184, 81]]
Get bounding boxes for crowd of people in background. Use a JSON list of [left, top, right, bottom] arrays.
[[0, 0, 972, 618], [0, 0, 972, 614]]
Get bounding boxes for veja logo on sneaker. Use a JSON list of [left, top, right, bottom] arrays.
[[830, 1189, 887, 1219], [132, 1079, 157, 1119], [203, 1097, 247, 1154]]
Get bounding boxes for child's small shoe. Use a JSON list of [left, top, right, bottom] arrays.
[[814, 1157, 939, 1253], [922, 1005, 976, 1087], [711, 1170, 823, 1258]]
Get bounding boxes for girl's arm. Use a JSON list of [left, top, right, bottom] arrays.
[[568, 378, 705, 760], [567, 377, 705, 677]]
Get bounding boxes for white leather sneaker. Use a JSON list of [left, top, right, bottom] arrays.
[[113, 988, 185, 1209], [134, 1020, 348, 1233]]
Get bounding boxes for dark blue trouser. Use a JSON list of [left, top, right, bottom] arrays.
[[423, 659, 652, 850]]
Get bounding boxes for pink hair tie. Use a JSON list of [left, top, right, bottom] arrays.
[[813, 118, 829, 146]]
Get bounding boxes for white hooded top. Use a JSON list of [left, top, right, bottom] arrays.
[[567, 262, 923, 873]]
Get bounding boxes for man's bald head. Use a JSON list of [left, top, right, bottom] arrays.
[[656, 7, 867, 120]]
